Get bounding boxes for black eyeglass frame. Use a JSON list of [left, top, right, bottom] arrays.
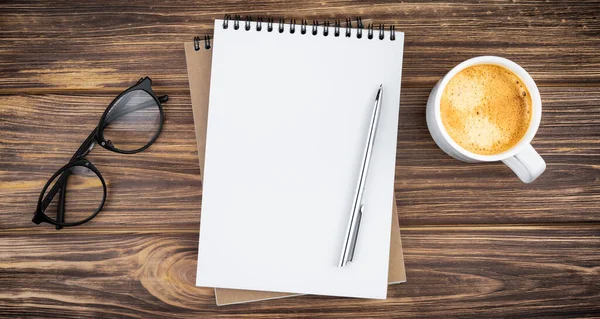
[[32, 77, 168, 229], [97, 77, 166, 154]]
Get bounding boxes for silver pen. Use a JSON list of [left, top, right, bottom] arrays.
[[339, 84, 383, 267]]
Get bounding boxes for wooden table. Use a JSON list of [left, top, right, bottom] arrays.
[[1, 1, 599, 317]]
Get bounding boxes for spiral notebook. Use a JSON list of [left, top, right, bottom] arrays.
[[184, 41, 406, 305], [196, 17, 404, 299]]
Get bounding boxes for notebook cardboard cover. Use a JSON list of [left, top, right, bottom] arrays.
[[184, 42, 406, 305]]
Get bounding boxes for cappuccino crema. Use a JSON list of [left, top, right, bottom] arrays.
[[440, 64, 532, 155]]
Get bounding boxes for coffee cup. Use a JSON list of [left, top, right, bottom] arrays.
[[426, 56, 546, 183]]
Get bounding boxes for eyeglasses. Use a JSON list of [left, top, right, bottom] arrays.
[[32, 77, 168, 229]]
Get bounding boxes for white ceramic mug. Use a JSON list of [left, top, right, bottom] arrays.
[[426, 56, 546, 183]]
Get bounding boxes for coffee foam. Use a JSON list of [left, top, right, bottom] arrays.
[[440, 64, 532, 155]]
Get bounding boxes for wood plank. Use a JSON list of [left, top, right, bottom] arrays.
[[396, 86, 600, 225], [0, 227, 598, 318], [0, 92, 203, 230], [0, 0, 599, 91], [1, 87, 598, 230]]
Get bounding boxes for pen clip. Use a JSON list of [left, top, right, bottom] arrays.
[[347, 205, 364, 262]]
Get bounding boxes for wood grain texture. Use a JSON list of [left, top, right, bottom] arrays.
[[1, 1, 600, 317], [1, 87, 598, 230], [0, 228, 598, 318], [0, 0, 599, 92]]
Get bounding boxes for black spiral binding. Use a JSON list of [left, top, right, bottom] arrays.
[[194, 15, 397, 51], [193, 35, 211, 50]]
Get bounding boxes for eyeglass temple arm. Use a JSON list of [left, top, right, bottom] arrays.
[[54, 129, 98, 230], [55, 186, 66, 230], [40, 129, 98, 215]]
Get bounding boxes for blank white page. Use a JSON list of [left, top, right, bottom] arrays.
[[197, 19, 404, 299]]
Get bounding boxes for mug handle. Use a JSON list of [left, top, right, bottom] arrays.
[[502, 144, 546, 183]]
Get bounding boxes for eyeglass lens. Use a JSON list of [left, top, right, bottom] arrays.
[[42, 165, 104, 225], [102, 89, 161, 152]]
